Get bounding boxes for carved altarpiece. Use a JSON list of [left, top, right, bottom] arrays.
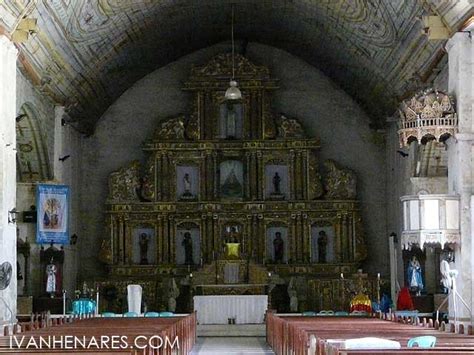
[[98, 54, 373, 312]]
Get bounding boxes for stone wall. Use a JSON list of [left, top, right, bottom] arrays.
[[79, 42, 388, 278]]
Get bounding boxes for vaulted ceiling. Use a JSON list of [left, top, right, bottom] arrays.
[[1, 0, 472, 133]]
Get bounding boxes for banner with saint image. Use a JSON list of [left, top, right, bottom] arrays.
[[36, 184, 70, 244]]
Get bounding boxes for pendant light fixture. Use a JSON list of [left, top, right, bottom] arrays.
[[225, 4, 242, 101]]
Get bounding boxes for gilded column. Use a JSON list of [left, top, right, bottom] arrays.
[[169, 216, 176, 263], [213, 215, 219, 258], [256, 151, 263, 200], [290, 214, 297, 263], [124, 216, 131, 264], [156, 217, 163, 263], [110, 215, 118, 264], [258, 214, 264, 263], [245, 152, 251, 199], [334, 215, 342, 263], [302, 213, 310, 263], [251, 215, 258, 260], [163, 214, 169, 263], [302, 151, 308, 200], [289, 150, 295, 200], [341, 213, 349, 262], [201, 215, 208, 262], [117, 215, 125, 265]]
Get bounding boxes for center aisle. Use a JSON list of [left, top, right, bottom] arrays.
[[190, 337, 275, 355]]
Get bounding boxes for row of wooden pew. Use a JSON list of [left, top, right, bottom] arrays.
[[0, 312, 196, 354], [266, 311, 474, 354]]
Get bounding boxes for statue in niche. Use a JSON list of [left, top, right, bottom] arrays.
[[407, 255, 423, 296], [324, 160, 357, 199], [222, 169, 242, 197], [139, 233, 150, 265], [317, 231, 328, 263], [180, 173, 195, 199], [273, 172, 281, 194], [182, 232, 194, 265], [273, 232, 284, 263], [226, 104, 237, 139], [45, 258, 57, 297]]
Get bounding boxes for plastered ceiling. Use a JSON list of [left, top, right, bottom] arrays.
[[1, 0, 472, 133]]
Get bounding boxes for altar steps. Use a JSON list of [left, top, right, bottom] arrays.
[[197, 324, 266, 337]]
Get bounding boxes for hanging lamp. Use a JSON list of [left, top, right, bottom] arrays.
[[225, 4, 242, 101]]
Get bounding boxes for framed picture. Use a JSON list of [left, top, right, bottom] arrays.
[[36, 184, 69, 244]]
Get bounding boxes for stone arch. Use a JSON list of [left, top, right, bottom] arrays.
[[16, 103, 51, 182]]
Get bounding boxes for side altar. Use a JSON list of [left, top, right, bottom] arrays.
[[94, 54, 376, 313]]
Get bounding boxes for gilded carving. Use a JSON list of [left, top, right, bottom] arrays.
[[277, 114, 305, 138], [98, 238, 113, 265], [108, 160, 140, 201], [154, 115, 186, 140], [190, 53, 270, 79], [324, 160, 357, 199]]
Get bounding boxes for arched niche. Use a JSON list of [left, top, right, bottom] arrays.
[[176, 222, 200, 265], [266, 222, 288, 264], [16, 103, 51, 182]]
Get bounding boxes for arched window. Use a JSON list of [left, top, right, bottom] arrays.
[[16, 103, 51, 182]]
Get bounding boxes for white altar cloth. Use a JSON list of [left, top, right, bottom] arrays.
[[127, 284, 142, 314], [194, 295, 268, 324]]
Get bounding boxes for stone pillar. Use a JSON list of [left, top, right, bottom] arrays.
[[0, 35, 18, 328], [446, 32, 473, 323], [53, 106, 66, 181]]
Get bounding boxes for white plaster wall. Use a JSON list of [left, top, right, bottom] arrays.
[[79, 42, 387, 278]]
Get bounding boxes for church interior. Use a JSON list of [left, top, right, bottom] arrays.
[[0, 1, 474, 353]]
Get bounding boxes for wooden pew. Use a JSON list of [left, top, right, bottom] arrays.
[[267, 312, 474, 355], [0, 313, 196, 355]]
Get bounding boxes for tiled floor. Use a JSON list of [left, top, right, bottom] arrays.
[[190, 337, 275, 354]]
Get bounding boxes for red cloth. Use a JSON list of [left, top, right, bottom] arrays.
[[397, 287, 414, 310]]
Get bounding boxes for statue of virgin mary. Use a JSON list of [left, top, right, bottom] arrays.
[[407, 255, 423, 295]]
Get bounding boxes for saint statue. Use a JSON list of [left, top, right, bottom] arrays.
[[183, 173, 192, 194], [317, 230, 328, 263], [46, 258, 57, 297], [139, 233, 149, 265], [272, 172, 281, 194], [182, 232, 194, 265], [226, 105, 237, 138], [273, 232, 284, 263], [407, 255, 423, 295]]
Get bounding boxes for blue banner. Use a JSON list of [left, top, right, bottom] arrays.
[[36, 184, 70, 244]]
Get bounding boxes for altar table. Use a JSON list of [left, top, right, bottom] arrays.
[[193, 295, 268, 324]]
